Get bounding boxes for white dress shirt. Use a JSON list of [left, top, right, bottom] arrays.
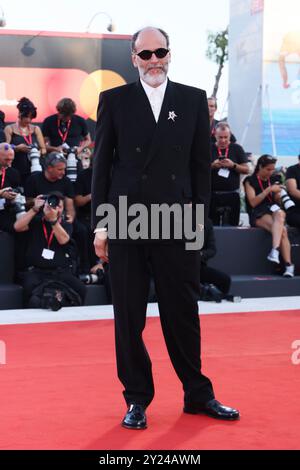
[[140, 78, 168, 122]]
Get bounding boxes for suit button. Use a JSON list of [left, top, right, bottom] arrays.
[[142, 174, 148, 180], [136, 147, 142, 153], [171, 174, 176, 180]]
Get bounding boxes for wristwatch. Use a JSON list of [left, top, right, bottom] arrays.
[[233, 163, 237, 170]]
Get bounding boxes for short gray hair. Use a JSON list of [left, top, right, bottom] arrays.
[[131, 27, 170, 53], [215, 122, 231, 133], [44, 152, 67, 168]]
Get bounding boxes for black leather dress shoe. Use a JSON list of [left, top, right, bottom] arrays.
[[122, 404, 147, 430], [184, 399, 240, 421]]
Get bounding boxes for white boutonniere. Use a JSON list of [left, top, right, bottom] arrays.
[[168, 111, 177, 122]]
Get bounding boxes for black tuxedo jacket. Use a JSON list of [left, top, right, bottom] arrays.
[[91, 79, 211, 241]]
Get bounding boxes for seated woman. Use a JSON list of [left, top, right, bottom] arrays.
[[4, 97, 46, 187], [244, 154, 294, 277]]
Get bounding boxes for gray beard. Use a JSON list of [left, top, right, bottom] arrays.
[[142, 69, 167, 87]]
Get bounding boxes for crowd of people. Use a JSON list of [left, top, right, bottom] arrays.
[[208, 96, 300, 280], [0, 90, 300, 310], [0, 97, 99, 309]]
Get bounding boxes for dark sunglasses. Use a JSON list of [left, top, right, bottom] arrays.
[[135, 48, 169, 61]]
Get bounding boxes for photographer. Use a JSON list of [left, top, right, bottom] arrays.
[[42, 98, 91, 155], [210, 123, 249, 226], [0, 143, 22, 232], [244, 154, 294, 277], [25, 151, 91, 273], [14, 192, 86, 309], [4, 97, 46, 187], [25, 152, 75, 223]]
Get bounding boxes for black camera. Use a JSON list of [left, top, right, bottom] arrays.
[[4, 186, 26, 219], [42, 194, 61, 208], [79, 268, 104, 285]]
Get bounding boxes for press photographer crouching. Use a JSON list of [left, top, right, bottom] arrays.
[[0, 143, 23, 232], [244, 154, 295, 277], [14, 192, 86, 310]]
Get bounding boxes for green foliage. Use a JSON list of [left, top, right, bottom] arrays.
[[206, 27, 228, 98], [206, 28, 228, 65]]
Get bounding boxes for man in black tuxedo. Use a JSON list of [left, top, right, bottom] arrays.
[[92, 27, 239, 429]]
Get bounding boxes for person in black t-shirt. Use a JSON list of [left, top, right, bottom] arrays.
[[14, 192, 86, 308], [210, 123, 249, 226], [25, 151, 92, 273], [0, 143, 22, 232], [42, 98, 91, 155], [25, 152, 75, 222], [244, 154, 294, 277], [285, 155, 300, 228]]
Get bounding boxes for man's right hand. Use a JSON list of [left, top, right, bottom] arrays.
[[33, 195, 46, 211], [94, 232, 109, 263]]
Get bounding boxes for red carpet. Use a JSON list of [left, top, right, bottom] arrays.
[[0, 310, 300, 450]]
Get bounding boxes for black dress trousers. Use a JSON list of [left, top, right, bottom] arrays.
[[108, 241, 215, 408]]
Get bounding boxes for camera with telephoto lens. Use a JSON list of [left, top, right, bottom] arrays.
[[79, 268, 105, 285], [4, 186, 26, 219], [41, 193, 61, 208], [27, 143, 42, 173], [280, 188, 295, 212], [62, 143, 78, 182]]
